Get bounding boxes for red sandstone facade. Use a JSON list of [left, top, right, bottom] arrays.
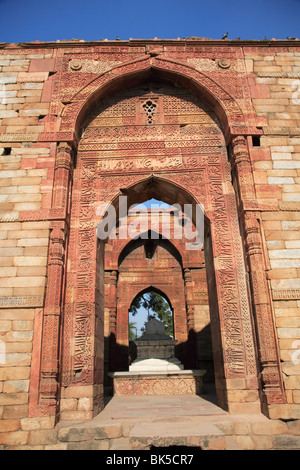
[[0, 38, 300, 448]]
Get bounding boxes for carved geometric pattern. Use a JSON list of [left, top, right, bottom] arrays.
[[142, 99, 157, 124], [112, 375, 203, 396], [272, 289, 300, 300]]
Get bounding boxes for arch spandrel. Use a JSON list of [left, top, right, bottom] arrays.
[[116, 235, 184, 270], [52, 56, 261, 144]]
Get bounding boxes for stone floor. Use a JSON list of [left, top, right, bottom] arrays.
[[101, 394, 225, 420], [99, 394, 228, 449], [57, 394, 300, 450]]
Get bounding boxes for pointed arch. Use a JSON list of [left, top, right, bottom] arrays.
[[117, 232, 183, 269], [57, 56, 258, 144], [103, 173, 206, 231], [129, 285, 173, 314]]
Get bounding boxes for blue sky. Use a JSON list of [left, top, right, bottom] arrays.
[[0, 0, 299, 43]]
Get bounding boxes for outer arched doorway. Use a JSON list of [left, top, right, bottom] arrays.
[[25, 51, 287, 425], [61, 79, 260, 414], [28, 63, 285, 422]]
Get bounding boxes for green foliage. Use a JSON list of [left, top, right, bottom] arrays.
[[129, 291, 174, 337], [129, 321, 137, 341]]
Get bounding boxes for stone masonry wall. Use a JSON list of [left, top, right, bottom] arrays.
[[0, 48, 55, 446], [245, 48, 300, 419]]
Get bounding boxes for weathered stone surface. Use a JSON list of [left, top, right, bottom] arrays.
[[287, 420, 300, 435], [66, 440, 109, 450], [0, 431, 28, 446], [273, 435, 300, 450], [58, 421, 122, 442], [109, 437, 131, 450], [129, 421, 226, 450], [58, 426, 90, 443], [20, 416, 55, 431], [28, 429, 58, 446]]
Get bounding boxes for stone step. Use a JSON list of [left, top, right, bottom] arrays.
[[273, 435, 300, 450], [110, 437, 131, 450], [57, 420, 122, 443], [225, 436, 243, 450], [129, 420, 226, 450]]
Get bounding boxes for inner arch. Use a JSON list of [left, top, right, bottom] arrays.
[[118, 234, 183, 268], [110, 174, 207, 230]]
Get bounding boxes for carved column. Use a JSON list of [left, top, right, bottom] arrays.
[[50, 142, 73, 214], [40, 143, 73, 406], [231, 136, 286, 405], [242, 212, 285, 403], [40, 225, 65, 403], [231, 135, 256, 202]]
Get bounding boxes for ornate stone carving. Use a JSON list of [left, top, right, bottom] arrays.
[[38, 142, 73, 407], [232, 136, 287, 404], [218, 58, 231, 69], [69, 59, 82, 71], [40, 224, 66, 404], [110, 372, 205, 396], [0, 296, 44, 308], [272, 289, 300, 300]]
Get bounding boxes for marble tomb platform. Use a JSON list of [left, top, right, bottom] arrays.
[[109, 319, 206, 396]]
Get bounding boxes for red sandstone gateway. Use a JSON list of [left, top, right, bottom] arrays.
[[0, 37, 300, 449]]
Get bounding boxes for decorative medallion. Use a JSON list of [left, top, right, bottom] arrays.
[[218, 59, 231, 69], [69, 59, 82, 71]]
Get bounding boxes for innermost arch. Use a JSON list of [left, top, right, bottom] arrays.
[[129, 289, 174, 340]]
